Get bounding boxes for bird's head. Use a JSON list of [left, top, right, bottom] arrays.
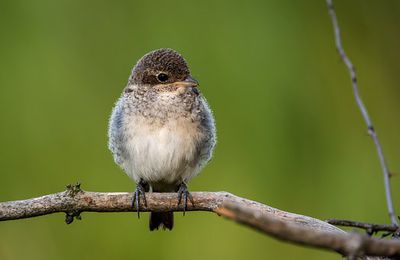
[[127, 48, 198, 95]]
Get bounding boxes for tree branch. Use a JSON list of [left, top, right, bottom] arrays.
[[327, 219, 399, 235], [0, 186, 399, 258], [326, 0, 398, 226]]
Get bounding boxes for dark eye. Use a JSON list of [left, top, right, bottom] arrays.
[[157, 73, 169, 82]]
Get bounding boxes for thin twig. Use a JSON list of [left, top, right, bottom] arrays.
[[326, 0, 398, 226], [328, 219, 399, 234], [0, 187, 397, 257]]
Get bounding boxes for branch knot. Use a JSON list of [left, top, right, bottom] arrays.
[[65, 210, 82, 225], [66, 182, 82, 197]]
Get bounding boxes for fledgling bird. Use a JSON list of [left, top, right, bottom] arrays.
[[108, 48, 216, 231]]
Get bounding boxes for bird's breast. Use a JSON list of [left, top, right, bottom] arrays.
[[122, 115, 204, 184]]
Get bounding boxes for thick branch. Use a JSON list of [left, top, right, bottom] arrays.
[[326, 0, 397, 225], [0, 189, 399, 257]]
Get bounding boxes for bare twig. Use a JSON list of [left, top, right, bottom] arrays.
[[328, 219, 399, 235], [0, 188, 398, 257], [326, 0, 398, 226]]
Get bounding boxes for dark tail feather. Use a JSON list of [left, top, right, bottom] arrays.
[[149, 212, 174, 231]]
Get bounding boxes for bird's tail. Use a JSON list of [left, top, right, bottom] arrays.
[[149, 212, 174, 231]]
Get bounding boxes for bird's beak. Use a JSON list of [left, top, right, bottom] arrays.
[[172, 75, 199, 88]]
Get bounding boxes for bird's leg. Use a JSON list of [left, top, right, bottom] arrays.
[[132, 180, 149, 218], [177, 182, 194, 216]]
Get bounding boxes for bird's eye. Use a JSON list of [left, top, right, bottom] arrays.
[[157, 73, 169, 82]]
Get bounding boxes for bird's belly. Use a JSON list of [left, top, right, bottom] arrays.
[[122, 118, 202, 185]]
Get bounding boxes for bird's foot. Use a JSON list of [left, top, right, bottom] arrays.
[[177, 182, 194, 216], [132, 181, 148, 218]]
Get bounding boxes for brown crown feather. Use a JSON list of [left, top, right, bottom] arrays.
[[129, 48, 190, 86]]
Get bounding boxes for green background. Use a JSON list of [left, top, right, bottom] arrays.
[[1, 0, 400, 259]]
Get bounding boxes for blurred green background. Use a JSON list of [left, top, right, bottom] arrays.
[[1, 0, 400, 259]]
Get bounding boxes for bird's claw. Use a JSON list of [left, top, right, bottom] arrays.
[[132, 182, 148, 218], [177, 182, 194, 216]]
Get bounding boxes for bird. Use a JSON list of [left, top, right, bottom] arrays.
[[108, 48, 216, 231]]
